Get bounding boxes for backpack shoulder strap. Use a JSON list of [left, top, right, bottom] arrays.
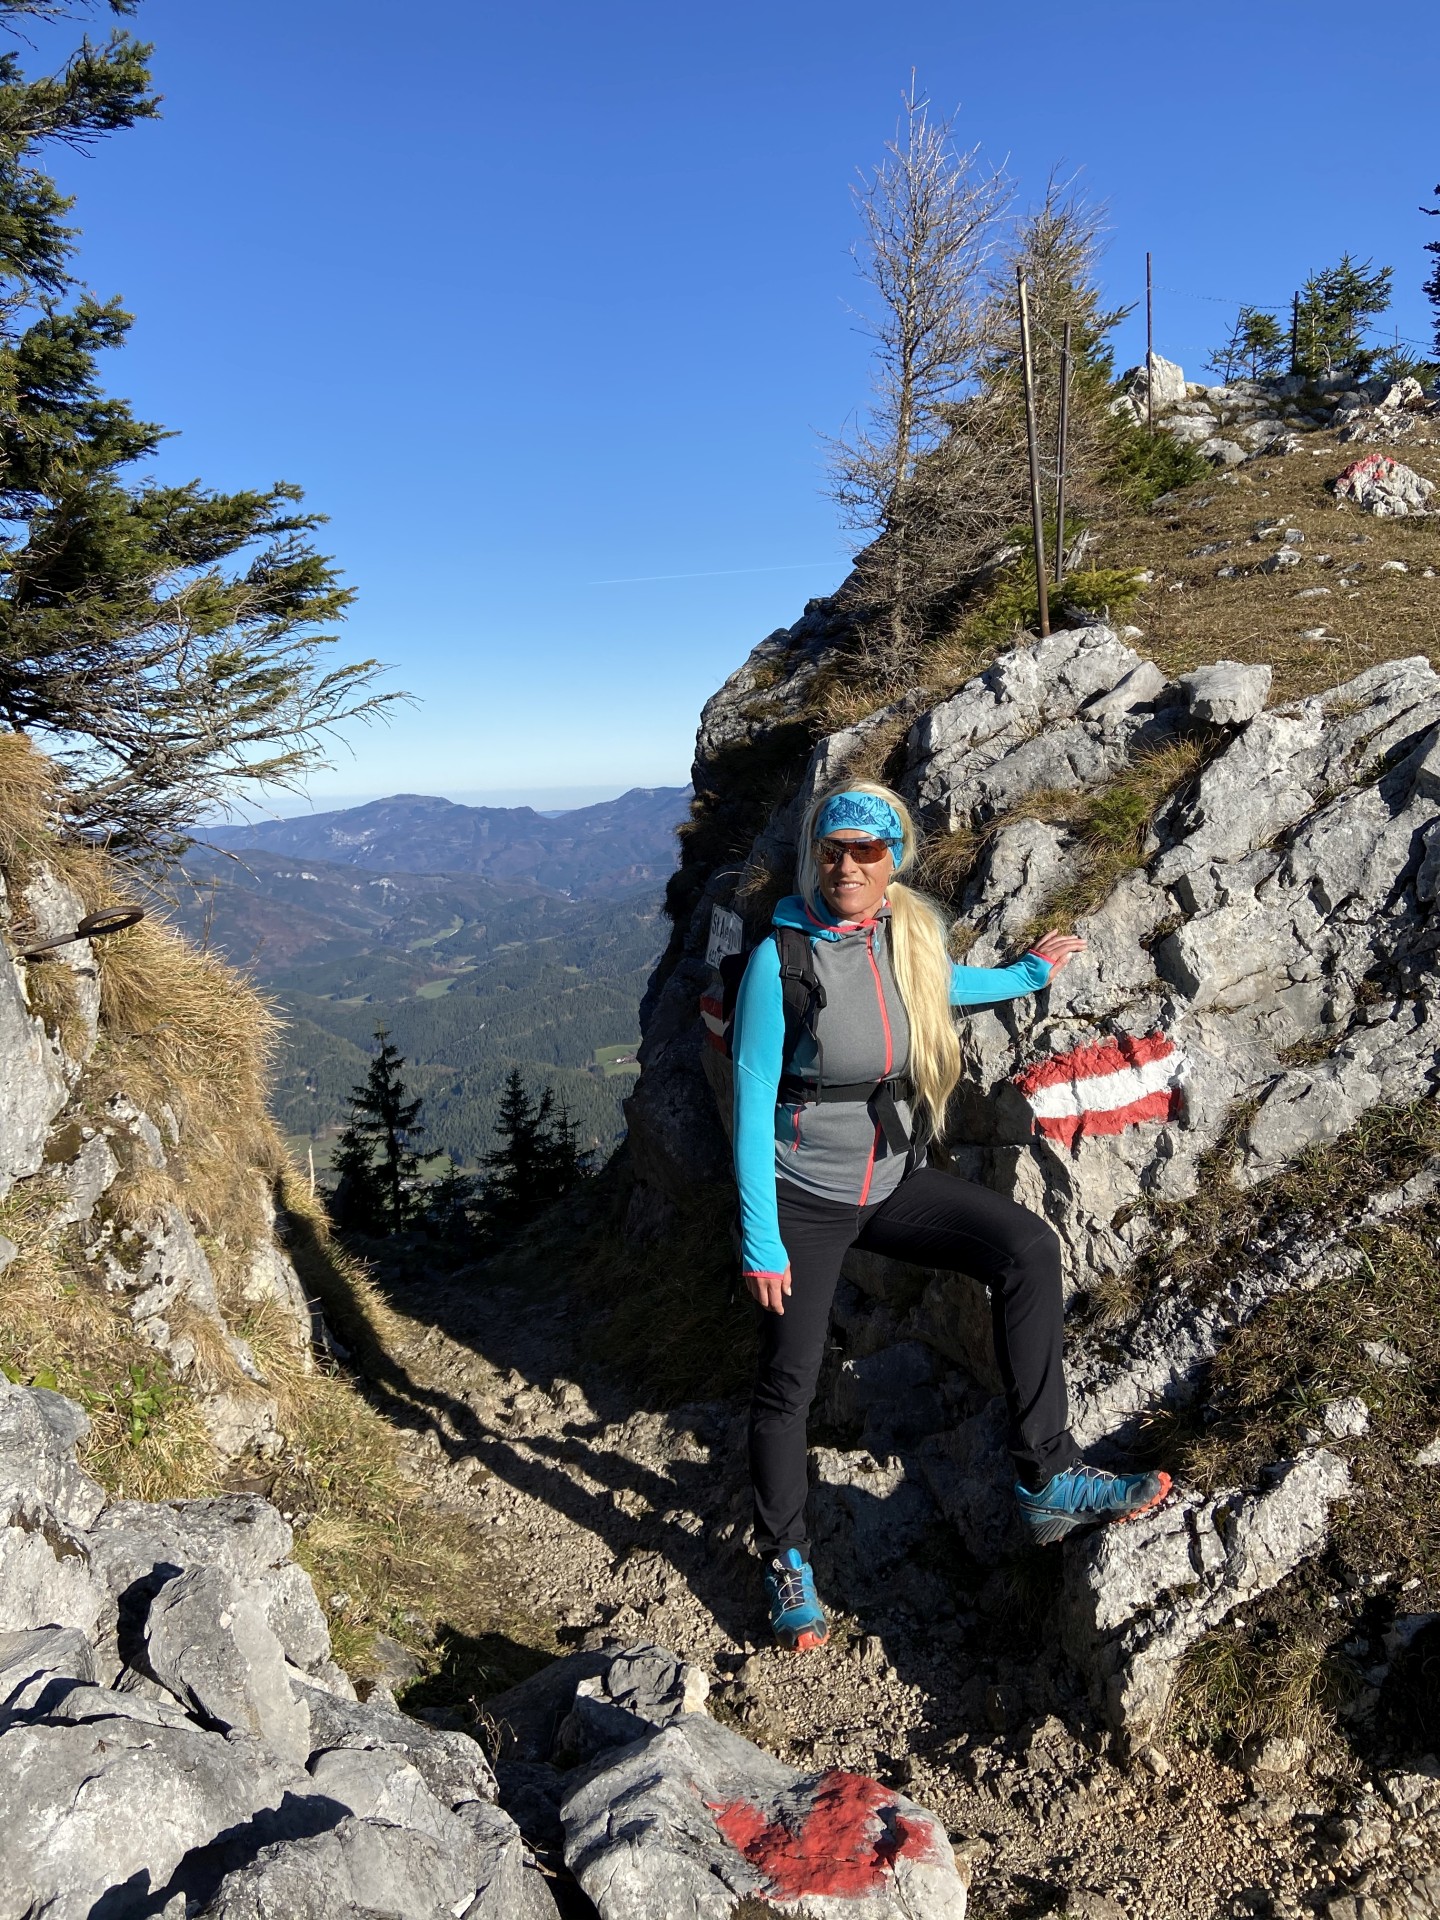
[[773, 925, 825, 1077]]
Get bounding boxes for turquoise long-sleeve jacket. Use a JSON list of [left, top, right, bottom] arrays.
[[731, 893, 1052, 1278]]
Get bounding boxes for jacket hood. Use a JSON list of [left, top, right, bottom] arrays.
[[771, 892, 890, 941]]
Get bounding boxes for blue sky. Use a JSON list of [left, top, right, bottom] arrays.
[[29, 0, 1440, 811]]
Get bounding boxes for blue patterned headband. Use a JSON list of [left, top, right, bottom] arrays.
[[815, 791, 904, 855]]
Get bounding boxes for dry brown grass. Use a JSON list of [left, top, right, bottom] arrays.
[[1094, 427, 1440, 699], [0, 732, 60, 887]]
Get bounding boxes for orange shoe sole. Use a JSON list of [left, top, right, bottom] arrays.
[[784, 1626, 829, 1652], [1113, 1470, 1173, 1525]]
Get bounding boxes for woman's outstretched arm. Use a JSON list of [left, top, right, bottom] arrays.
[[731, 938, 790, 1291], [949, 929, 1084, 1006]]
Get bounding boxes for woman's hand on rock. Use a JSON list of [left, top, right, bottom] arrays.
[[746, 1266, 792, 1314], [1031, 929, 1086, 975]]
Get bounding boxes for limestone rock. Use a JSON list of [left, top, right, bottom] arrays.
[[452, 1797, 563, 1917], [44, 1128, 119, 1229], [0, 1623, 95, 1718], [0, 1493, 115, 1644], [1331, 454, 1435, 516], [0, 1379, 105, 1528], [21, 867, 101, 1071], [0, 1714, 305, 1920], [242, 1223, 317, 1370], [562, 1710, 968, 1919], [104, 1201, 221, 1339], [296, 1677, 499, 1807], [87, 1494, 330, 1674], [0, 935, 68, 1198], [556, 1641, 711, 1762], [307, 1744, 459, 1841], [1063, 1450, 1351, 1737], [143, 1563, 311, 1762], [1176, 661, 1271, 727], [1197, 436, 1247, 467], [908, 624, 1162, 831], [196, 1814, 488, 1920], [1124, 355, 1187, 414]]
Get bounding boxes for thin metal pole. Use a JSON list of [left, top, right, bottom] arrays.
[[1054, 318, 1072, 590], [1145, 250, 1154, 431], [1017, 270, 1050, 638]]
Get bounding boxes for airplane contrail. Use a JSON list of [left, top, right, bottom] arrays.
[[589, 561, 838, 586]]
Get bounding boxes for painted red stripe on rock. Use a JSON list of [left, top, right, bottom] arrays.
[[1013, 1030, 1175, 1096], [709, 1770, 944, 1899], [1035, 1085, 1183, 1146]]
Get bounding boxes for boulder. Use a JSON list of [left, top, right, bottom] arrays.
[[1176, 661, 1271, 728], [88, 1493, 332, 1677], [556, 1641, 710, 1762], [1331, 454, 1435, 516], [563, 1710, 968, 1919], [0, 1379, 105, 1528], [0, 1714, 306, 1920], [196, 1814, 490, 1920], [0, 1493, 115, 1644], [1124, 355, 1187, 414], [143, 1563, 312, 1763], [0, 1622, 95, 1717], [307, 1745, 462, 1842], [296, 1677, 499, 1806], [1197, 436, 1247, 467]]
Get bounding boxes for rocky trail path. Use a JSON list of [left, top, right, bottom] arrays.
[[357, 1264, 1428, 1920]]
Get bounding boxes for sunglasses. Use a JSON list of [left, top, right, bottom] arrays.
[[816, 837, 893, 867]]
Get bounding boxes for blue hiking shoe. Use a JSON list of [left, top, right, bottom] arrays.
[[1016, 1464, 1173, 1547], [763, 1548, 829, 1651]]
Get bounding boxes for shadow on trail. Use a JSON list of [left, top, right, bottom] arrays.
[[285, 1194, 1108, 1764], [286, 1200, 766, 1652]]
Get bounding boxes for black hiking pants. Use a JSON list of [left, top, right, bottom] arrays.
[[749, 1166, 1080, 1560]]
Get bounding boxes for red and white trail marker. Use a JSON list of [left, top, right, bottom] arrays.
[[1013, 1030, 1187, 1148]]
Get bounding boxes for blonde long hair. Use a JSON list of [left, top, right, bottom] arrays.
[[796, 779, 962, 1139]]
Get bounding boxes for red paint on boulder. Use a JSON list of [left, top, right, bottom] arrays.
[[710, 1768, 944, 1899]]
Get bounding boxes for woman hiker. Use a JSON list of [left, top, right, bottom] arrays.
[[731, 780, 1172, 1651]]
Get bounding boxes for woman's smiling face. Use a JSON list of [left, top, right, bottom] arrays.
[[815, 830, 894, 922]]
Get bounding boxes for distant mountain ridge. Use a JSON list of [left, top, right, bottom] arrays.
[[199, 785, 689, 899]]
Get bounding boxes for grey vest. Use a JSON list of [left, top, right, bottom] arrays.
[[774, 915, 916, 1208]]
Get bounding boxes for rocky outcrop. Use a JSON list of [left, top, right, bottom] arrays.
[[0, 1378, 980, 1917], [1062, 1449, 1353, 1741], [629, 611, 1440, 1738], [0, 857, 319, 1464], [486, 1640, 970, 1919], [1136, 366, 1437, 466], [0, 1377, 559, 1919]]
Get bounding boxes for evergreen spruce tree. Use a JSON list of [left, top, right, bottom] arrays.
[[1423, 183, 1440, 363], [479, 1069, 546, 1230], [479, 1071, 589, 1232], [330, 1031, 424, 1235], [0, 1, 399, 857], [536, 1096, 590, 1205], [1292, 255, 1393, 380], [1207, 306, 1286, 384]]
